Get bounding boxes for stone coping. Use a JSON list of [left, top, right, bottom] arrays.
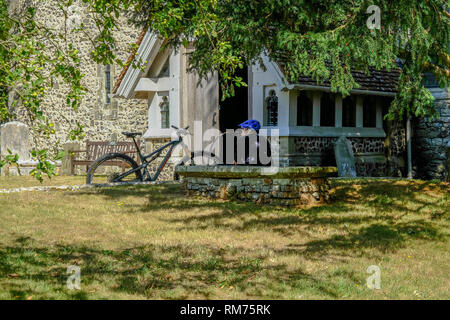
[[175, 165, 337, 179]]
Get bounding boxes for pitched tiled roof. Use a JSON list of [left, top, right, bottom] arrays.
[[112, 28, 148, 94], [278, 62, 400, 93]]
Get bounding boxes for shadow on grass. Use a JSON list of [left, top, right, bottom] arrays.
[[1, 181, 448, 299], [0, 236, 344, 299], [72, 180, 448, 257]]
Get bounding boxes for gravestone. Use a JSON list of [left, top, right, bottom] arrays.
[[0, 121, 32, 175], [0, 121, 31, 160], [333, 136, 357, 177]]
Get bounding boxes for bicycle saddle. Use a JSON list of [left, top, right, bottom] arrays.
[[122, 132, 142, 138]]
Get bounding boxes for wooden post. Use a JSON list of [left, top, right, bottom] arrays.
[[62, 142, 79, 176], [312, 91, 321, 127], [356, 96, 364, 128], [335, 95, 343, 128]]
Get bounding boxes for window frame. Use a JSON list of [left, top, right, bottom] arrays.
[[265, 89, 278, 127], [159, 95, 170, 129], [288, 90, 385, 138], [105, 64, 112, 105]]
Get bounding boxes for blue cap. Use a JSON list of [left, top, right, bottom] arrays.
[[238, 119, 261, 131]]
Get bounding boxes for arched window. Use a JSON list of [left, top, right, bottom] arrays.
[[266, 90, 278, 126], [160, 96, 169, 129]]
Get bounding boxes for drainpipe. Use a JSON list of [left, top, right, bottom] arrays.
[[406, 116, 413, 179]]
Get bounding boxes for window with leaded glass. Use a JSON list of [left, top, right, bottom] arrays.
[[160, 96, 169, 129], [266, 90, 278, 126], [105, 65, 111, 105]]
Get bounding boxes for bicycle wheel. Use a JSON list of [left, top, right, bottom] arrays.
[[86, 153, 143, 185]]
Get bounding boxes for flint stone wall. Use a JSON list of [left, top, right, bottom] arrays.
[[145, 138, 177, 180], [175, 166, 337, 206], [290, 136, 402, 177], [11, 0, 149, 161], [413, 88, 449, 180]]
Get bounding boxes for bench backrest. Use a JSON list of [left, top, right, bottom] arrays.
[[85, 141, 137, 161]]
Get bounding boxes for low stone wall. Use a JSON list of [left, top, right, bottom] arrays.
[[175, 166, 337, 206]]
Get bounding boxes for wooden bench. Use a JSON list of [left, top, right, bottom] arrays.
[[70, 140, 140, 175]]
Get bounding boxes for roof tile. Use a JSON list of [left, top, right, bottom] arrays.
[[278, 61, 400, 93]]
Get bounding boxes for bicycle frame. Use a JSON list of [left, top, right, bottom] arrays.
[[113, 136, 183, 182]]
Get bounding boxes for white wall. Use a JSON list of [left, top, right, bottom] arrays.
[[250, 57, 387, 138], [143, 50, 181, 138], [251, 62, 289, 130]]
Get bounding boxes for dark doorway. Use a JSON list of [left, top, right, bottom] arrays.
[[218, 66, 248, 164], [219, 66, 248, 132]]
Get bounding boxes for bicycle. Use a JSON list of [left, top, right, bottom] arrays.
[[85, 125, 220, 184]]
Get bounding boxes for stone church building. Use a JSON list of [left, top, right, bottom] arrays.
[[2, 1, 449, 180]]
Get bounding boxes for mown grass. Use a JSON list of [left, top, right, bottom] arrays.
[[0, 177, 448, 299]]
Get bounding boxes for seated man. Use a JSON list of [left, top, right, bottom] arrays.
[[235, 119, 271, 166]]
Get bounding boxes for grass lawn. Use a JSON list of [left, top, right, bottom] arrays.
[[0, 177, 448, 299]]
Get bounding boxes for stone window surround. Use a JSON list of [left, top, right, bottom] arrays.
[[95, 64, 118, 121], [97, 64, 115, 106], [144, 91, 174, 139], [138, 50, 180, 139]]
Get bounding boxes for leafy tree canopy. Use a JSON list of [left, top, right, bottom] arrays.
[[100, 0, 449, 118], [0, 0, 449, 179]]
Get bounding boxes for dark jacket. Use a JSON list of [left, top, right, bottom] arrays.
[[235, 132, 271, 166]]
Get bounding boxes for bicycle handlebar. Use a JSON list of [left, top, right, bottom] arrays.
[[171, 125, 191, 140], [171, 125, 189, 130]]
